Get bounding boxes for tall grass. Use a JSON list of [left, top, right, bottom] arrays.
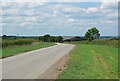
[[65, 40, 119, 48], [2, 38, 35, 48]]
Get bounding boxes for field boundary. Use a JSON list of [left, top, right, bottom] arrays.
[[36, 54, 69, 79]]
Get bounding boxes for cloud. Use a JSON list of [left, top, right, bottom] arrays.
[[1, 0, 119, 2], [2, 9, 19, 16], [100, 0, 119, 2], [47, 4, 86, 14], [100, 2, 118, 9], [1, 2, 118, 36], [67, 19, 75, 23], [1, 0, 48, 2], [86, 7, 99, 14]]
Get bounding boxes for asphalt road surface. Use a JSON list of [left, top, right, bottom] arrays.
[[2, 43, 74, 79]]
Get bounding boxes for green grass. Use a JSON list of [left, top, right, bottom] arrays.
[[1, 42, 55, 58], [59, 42, 118, 79], [64, 40, 118, 48]]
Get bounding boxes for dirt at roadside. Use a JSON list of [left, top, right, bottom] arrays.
[[36, 54, 69, 79]]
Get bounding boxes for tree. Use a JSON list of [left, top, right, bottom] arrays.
[[38, 35, 63, 42], [85, 27, 100, 41], [50, 36, 55, 42], [57, 36, 63, 42], [2, 35, 7, 39], [43, 34, 50, 42]]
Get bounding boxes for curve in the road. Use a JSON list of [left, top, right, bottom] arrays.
[[2, 43, 74, 79]]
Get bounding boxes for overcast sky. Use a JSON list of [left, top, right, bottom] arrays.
[[1, 0, 118, 36]]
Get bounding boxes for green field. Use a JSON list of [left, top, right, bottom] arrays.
[[1, 42, 55, 58], [59, 41, 118, 79]]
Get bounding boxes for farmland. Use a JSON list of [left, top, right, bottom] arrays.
[[59, 40, 118, 79], [1, 36, 119, 79], [1, 38, 55, 58], [2, 38, 35, 48]]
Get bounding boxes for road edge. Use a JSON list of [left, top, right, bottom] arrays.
[[36, 44, 75, 79]]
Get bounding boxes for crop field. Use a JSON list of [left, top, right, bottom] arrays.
[[59, 40, 118, 79], [1, 38, 55, 58], [2, 38, 36, 48]]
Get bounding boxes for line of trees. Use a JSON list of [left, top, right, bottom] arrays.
[[2, 27, 100, 43], [39, 34, 63, 42]]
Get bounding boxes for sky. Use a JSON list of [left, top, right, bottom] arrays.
[[1, 0, 118, 36]]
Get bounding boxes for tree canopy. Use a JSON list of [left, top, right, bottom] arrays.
[[85, 27, 100, 41], [39, 34, 63, 42]]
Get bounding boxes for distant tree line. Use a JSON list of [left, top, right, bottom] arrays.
[[2, 35, 18, 39], [39, 34, 63, 42]]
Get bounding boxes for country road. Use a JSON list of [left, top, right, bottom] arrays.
[[2, 43, 74, 79]]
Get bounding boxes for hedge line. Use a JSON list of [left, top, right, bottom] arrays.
[[2, 39, 35, 48]]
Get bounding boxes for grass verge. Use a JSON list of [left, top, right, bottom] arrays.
[[1, 42, 55, 58], [59, 43, 118, 79]]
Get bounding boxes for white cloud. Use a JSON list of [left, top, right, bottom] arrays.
[[20, 22, 34, 29], [2, 0, 119, 2], [25, 9, 35, 16], [2, 1, 47, 16], [3, 8, 19, 15], [1, 0, 48, 2], [86, 7, 99, 14], [1, 1, 118, 36], [100, 20, 115, 24], [100, 2, 118, 9], [48, 4, 85, 14], [63, 6, 85, 13], [28, 2, 46, 7], [100, 0, 119, 2], [68, 19, 74, 23]]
